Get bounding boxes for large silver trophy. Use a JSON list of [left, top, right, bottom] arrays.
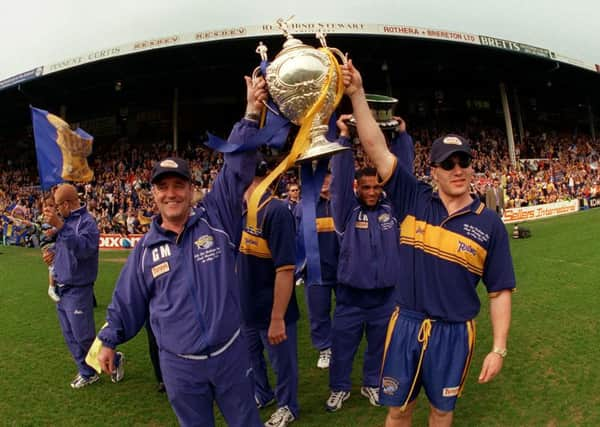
[[253, 17, 349, 162]]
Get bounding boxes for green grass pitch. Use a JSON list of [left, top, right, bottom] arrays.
[[1, 209, 599, 426]]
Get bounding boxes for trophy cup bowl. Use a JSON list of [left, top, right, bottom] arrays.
[[346, 93, 399, 130], [255, 26, 349, 163]]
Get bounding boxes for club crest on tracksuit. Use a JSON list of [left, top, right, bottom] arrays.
[[195, 235, 214, 250], [378, 212, 395, 231], [194, 234, 222, 264]]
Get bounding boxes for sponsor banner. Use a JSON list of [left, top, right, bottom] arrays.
[[45, 46, 126, 74], [2, 22, 595, 90], [99, 233, 144, 250], [0, 67, 43, 91], [585, 196, 600, 209], [479, 35, 551, 59], [502, 199, 579, 224], [35, 22, 479, 80], [381, 25, 479, 44]]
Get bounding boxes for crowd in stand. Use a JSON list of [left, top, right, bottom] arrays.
[[1, 125, 599, 247]]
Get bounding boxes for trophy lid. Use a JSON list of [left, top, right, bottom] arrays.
[[282, 37, 304, 49]]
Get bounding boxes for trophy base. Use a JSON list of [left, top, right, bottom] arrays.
[[295, 141, 350, 163]]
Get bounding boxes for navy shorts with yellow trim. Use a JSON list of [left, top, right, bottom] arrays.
[[379, 308, 476, 412]]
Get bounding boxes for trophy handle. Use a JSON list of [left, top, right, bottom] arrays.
[[251, 67, 280, 116], [328, 47, 348, 65], [251, 66, 263, 85]]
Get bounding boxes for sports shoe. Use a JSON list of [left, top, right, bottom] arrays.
[[48, 285, 60, 303], [111, 352, 125, 383], [70, 373, 99, 389], [317, 348, 331, 369], [325, 390, 350, 412], [360, 386, 380, 407], [264, 405, 295, 427], [255, 395, 276, 409]]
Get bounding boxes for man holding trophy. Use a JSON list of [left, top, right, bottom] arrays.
[[341, 60, 515, 427]]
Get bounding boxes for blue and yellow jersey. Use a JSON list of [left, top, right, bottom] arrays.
[[238, 196, 299, 329], [383, 159, 516, 322]]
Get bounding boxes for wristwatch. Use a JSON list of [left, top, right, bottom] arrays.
[[244, 112, 260, 122], [492, 348, 508, 358]]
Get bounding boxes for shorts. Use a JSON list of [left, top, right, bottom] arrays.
[[379, 308, 476, 412]]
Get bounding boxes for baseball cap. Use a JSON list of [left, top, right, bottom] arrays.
[[151, 157, 191, 183], [429, 134, 472, 163]]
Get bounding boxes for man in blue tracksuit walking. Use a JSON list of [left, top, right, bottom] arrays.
[[42, 183, 120, 389], [96, 76, 267, 427], [325, 115, 401, 412]]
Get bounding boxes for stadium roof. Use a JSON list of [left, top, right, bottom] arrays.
[[1, 0, 600, 89]]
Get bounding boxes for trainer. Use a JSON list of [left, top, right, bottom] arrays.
[[96, 76, 266, 427]]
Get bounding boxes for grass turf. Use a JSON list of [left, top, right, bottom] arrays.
[[1, 208, 599, 426]]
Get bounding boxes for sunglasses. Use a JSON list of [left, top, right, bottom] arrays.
[[434, 155, 472, 171]]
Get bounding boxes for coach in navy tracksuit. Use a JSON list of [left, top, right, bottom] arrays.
[[295, 171, 339, 369], [325, 115, 401, 412], [238, 160, 299, 427], [43, 183, 106, 389], [96, 76, 267, 427]]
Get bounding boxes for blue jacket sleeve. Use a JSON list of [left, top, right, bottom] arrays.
[[60, 213, 99, 258], [266, 201, 296, 270], [98, 246, 150, 348], [383, 156, 420, 222], [203, 119, 258, 240], [330, 137, 357, 235], [390, 132, 415, 173]]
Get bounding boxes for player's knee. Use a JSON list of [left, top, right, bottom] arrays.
[[430, 405, 453, 420], [388, 402, 415, 420]]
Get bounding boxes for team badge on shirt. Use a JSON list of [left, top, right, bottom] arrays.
[[378, 213, 390, 223], [378, 212, 395, 231], [195, 235, 214, 250]]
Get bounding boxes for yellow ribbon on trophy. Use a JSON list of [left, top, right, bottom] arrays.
[[246, 48, 345, 234]]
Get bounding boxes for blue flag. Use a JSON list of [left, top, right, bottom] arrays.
[[31, 106, 94, 190]]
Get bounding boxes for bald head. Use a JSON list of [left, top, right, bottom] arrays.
[[54, 184, 80, 211]]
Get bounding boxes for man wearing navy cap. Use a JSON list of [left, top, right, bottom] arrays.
[[95, 75, 267, 427], [342, 61, 515, 427]]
